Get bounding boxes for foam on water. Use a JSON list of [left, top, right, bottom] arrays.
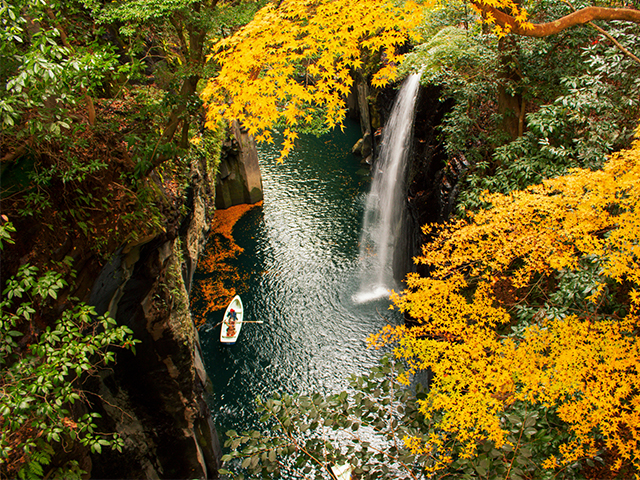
[[351, 285, 390, 304]]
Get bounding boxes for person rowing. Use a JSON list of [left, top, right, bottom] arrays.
[[226, 308, 237, 337]]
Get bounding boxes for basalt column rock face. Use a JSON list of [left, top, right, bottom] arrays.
[[404, 84, 457, 277], [348, 71, 374, 163], [215, 120, 264, 209], [88, 156, 222, 479]]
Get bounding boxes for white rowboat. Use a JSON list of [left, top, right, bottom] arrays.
[[220, 295, 243, 344]]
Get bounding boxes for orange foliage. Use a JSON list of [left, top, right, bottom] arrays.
[[190, 203, 261, 326], [370, 126, 640, 474]]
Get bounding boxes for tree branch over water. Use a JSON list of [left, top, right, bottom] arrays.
[[474, 3, 640, 37]]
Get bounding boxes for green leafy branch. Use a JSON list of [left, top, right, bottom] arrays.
[[220, 357, 430, 479], [0, 231, 139, 479]]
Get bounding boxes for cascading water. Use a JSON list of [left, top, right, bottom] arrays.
[[354, 72, 422, 303]]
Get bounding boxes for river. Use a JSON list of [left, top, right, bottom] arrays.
[[194, 119, 403, 437]]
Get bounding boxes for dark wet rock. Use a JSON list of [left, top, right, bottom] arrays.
[[88, 154, 223, 479], [216, 120, 263, 209]]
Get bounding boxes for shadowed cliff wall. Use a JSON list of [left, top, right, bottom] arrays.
[[216, 121, 264, 210]]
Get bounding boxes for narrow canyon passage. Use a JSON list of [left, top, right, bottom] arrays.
[[192, 119, 404, 437]]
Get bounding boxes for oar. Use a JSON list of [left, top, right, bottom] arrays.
[[201, 320, 264, 332], [211, 320, 264, 327]]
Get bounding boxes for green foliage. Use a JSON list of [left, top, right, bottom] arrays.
[[0, 0, 121, 141], [413, 0, 478, 39], [401, 26, 497, 83], [0, 219, 16, 250], [99, 0, 266, 40], [15, 156, 109, 220], [451, 23, 640, 214], [93, 0, 267, 176], [220, 357, 425, 479], [401, 26, 505, 167], [1, 0, 264, 251], [208, 0, 268, 40], [0, 253, 139, 478], [401, 27, 506, 165], [187, 121, 226, 178], [220, 356, 587, 479]]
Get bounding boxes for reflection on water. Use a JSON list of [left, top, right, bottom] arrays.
[[190, 203, 262, 327], [192, 120, 403, 437]]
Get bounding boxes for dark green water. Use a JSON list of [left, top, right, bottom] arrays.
[[195, 119, 402, 437]]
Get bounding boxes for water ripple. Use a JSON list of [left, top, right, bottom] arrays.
[[195, 121, 403, 436]]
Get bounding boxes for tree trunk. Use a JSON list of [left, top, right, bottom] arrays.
[[145, 19, 208, 176], [497, 37, 524, 141]]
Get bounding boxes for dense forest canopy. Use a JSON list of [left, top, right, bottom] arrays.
[[1, 0, 261, 476], [2, 0, 640, 478]]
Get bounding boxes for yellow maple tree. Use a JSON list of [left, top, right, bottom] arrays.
[[370, 125, 640, 475], [201, 0, 640, 164], [201, 0, 422, 160]]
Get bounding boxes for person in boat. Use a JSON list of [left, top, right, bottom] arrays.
[[226, 308, 237, 337]]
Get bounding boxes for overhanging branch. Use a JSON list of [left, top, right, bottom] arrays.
[[473, 3, 640, 37]]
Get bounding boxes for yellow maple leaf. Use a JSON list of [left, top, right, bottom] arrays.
[[201, 0, 422, 160]]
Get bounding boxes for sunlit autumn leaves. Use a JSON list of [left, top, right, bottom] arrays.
[[469, 0, 533, 38], [202, 0, 422, 161], [370, 126, 640, 473], [200, 0, 537, 164], [190, 203, 261, 327]]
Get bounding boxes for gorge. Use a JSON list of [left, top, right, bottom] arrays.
[[3, 0, 639, 476], [191, 71, 459, 460]]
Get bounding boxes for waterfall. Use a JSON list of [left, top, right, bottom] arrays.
[[354, 73, 421, 303]]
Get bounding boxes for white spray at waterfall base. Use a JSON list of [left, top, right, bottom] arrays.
[[354, 72, 422, 304]]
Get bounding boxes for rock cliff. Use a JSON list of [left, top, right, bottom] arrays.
[[216, 121, 264, 210], [87, 152, 223, 479], [86, 125, 263, 478]]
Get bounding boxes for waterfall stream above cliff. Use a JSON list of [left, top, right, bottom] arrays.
[[354, 73, 421, 303]]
